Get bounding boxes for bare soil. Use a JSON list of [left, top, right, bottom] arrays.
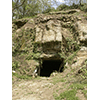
[[12, 67, 86, 100]]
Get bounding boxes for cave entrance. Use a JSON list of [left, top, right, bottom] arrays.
[[15, 21, 27, 29], [40, 59, 64, 77]]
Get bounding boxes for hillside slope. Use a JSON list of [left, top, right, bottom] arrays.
[[12, 8, 87, 100]]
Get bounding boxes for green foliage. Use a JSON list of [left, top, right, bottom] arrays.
[[12, 28, 34, 57], [12, 72, 32, 80], [42, 7, 56, 14], [58, 52, 66, 59], [26, 53, 34, 60], [66, 37, 80, 52], [64, 50, 78, 65], [54, 89, 79, 100], [56, 3, 87, 12], [12, 61, 20, 70], [68, 83, 87, 98], [12, 0, 58, 19], [33, 42, 41, 52], [69, 83, 86, 90], [64, 66, 68, 69], [80, 61, 87, 79], [56, 4, 68, 11], [80, 68, 87, 79], [33, 53, 41, 59], [79, 4, 87, 12], [26, 52, 41, 60], [82, 90, 87, 98]]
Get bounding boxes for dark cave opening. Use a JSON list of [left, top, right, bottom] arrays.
[[15, 21, 27, 29], [40, 59, 64, 77]]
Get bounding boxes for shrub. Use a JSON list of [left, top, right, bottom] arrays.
[[12, 61, 20, 70], [42, 7, 56, 14], [56, 4, 69, 11], [56, 3, 87, 12]]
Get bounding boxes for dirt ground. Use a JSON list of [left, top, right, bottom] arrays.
[[12, 68, 86, 100], [12, 69, 66, 100]]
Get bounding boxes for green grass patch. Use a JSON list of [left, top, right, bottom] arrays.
[[52, 77, 66, 84], [82, 90, 87, 98], [54, 83, 87, 100], [12, 72, 32, 80], [69, 83, 87, 90], [54, 89, 79, 100]]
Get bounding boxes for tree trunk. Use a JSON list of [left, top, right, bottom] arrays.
[[79, 0, 82, 5]]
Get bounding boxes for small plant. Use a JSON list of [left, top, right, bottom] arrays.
[[68, 83, 87, 90], [64, 66, 68, 69], [73, 60, 77, 63], [66, 51, 77, 65], [82, 90, 87, 98], [12, 72, 32, 80], [12, 61, 20, 70], [80, 67, 87, 79]]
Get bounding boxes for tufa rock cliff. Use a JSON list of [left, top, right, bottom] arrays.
[[12, 9, 87, 77]]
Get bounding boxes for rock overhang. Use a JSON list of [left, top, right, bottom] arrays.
[[12, 9, 87, 77]]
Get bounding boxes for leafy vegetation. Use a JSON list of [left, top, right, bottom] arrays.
[[56, 3, 87, 12], [12, 0, 57, 19], [12, 72, 32, 80], [69, 83, 86, 90], [12, 0, 87, 19], [54, 82, 87, 100], [42, 7, 56, 14], [12, 61, 20, 70], [80, 60, 87, 80], [82, 90, 87, 98], [12, 28, 34, 57], [54, 89, 79, 100]]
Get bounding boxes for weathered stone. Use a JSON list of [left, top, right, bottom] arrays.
[[12, 9, 87, 77], [74, 21, 87, 45]]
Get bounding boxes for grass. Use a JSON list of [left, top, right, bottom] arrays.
[[12, 72, 32, 80], [69, 83, 87, 90], [52, 77, 66, 84], [54, 89, 79, 100], [54, 83, 87, 100], [82, 90, 87, 98]]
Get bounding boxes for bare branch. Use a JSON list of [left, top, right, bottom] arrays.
[[12, 0, 25, 12]]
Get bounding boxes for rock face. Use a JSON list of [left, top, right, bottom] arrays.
[[74, 21, 87, 46], [12, 9, 87, 76], [34, 20, 64, 59]]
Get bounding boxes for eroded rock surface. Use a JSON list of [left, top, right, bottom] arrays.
[[12, 9, 87, 100], [12, 9, 87, 76]]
